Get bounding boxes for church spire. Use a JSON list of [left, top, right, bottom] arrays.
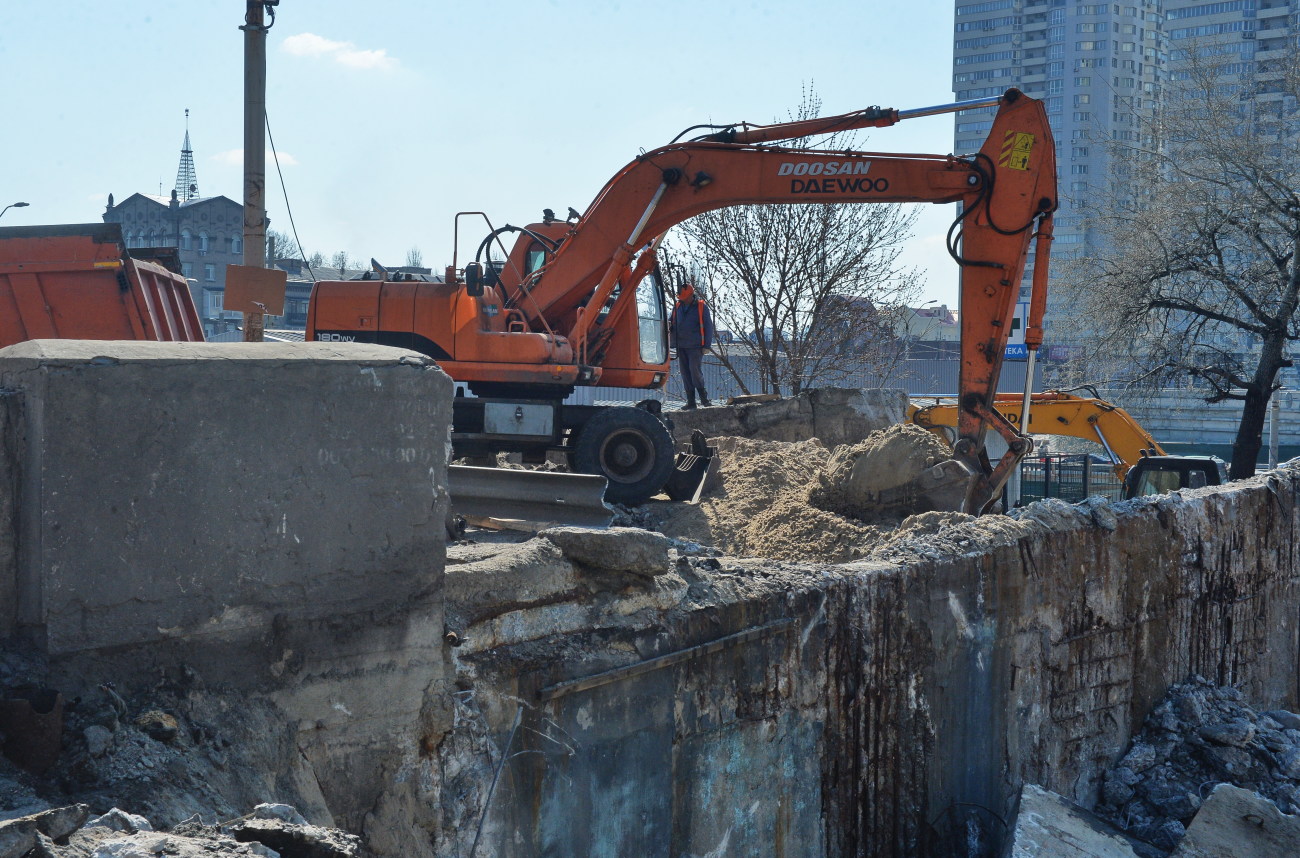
[[174, 109, 199, 202]]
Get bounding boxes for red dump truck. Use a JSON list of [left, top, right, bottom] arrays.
[[0, 223, 205, 348]]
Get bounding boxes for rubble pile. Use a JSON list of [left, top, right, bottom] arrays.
[[0, 647, 355, 858], [1096, 676, 1300, 851], [0, 801, 358, 858]]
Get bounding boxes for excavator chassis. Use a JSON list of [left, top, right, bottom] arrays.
[[448, 397, 710, 523]]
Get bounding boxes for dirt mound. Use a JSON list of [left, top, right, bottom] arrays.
[[644, 430, 978, 563], [809, 423, 956, 520]]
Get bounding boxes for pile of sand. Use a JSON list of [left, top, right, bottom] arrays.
[[809, 423, 956, 520], [645, 428, 977, 564]]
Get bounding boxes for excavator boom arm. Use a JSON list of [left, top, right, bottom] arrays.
[[912, 392, 1166, 480], [509, 90, 1056, 511]]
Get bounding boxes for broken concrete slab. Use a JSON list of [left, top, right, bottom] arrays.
[[31, 805, 89, 841], [85, 808, 153, 833], [0, 805, 89, 858], [540, 526, 671, 577], [0, 817, 37, 858], [1006, 783, 1155, 858], [226, 817, 361, 858], [0, 340, 451, 661], [1169, 783, 1300, 858]]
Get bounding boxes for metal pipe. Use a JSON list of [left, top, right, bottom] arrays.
[[1270, 394, 1280, 468], [898, 94, 1003, 121], [1020, 349, 1036, 435]]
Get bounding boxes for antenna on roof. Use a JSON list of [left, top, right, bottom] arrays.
[[174, 108, 199, 202]]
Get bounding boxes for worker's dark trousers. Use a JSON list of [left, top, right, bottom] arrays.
[[678, 347, 708, 401]]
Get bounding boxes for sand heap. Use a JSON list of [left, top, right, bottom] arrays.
[[809, 423, 957, 520], [645, 425, 977, 563]]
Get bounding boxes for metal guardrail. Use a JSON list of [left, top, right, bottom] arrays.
[[1018, 453, 1124, 504], [447, 466, 613, 530]]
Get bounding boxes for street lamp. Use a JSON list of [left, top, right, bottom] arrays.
[[0, 202, 29, 219]]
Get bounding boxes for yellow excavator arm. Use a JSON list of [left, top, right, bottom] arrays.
[[909, 391, 1164, 479]]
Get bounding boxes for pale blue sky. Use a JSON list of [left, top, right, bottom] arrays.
[[1, 1, 961, 304]]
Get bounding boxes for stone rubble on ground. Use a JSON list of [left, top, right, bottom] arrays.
[[1096, 676, 1300, 852], [0, 800, 356, 858]]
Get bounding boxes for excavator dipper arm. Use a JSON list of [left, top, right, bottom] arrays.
[[510, 89, 1056, 513]]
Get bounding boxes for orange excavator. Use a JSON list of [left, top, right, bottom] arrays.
[[308, 88, 1057, 511]]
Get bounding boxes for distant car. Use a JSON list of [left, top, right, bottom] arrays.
[[1123, 455, 1227, 500]]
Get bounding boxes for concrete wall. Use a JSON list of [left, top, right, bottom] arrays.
[[0, 340, 454, 853], [441, 472, 1300, 857], [4, 347, 1298, 857]]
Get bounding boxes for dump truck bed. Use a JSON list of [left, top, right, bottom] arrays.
[[0, 223, 204, 348]]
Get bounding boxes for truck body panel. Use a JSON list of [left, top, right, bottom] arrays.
[[0, 223, 204, 349]]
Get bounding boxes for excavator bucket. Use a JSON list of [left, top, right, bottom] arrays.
[[448, 465, 613, 532], [916, 459, 982, 513], [663, 430, 717, 504]]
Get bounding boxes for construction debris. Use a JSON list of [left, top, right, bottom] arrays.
[[0, 801, 356, 858], [1006, 783, 1160, 858], [1096, 677, 1300, 852], [1169, 783, 1300, 857], [540, 526, 672, 578]]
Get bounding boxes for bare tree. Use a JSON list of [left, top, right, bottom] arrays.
[[266, 229, 295, 263], [662, 87, 921, 396], [405, 247, 424, 268], [1068, 40, 1300, 479], [331, 251, 351, 279]]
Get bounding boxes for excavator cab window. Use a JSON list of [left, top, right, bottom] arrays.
[[524, 241, 548, 276], [637, 272, 668, 364], [1130, 468, 1181, 498]]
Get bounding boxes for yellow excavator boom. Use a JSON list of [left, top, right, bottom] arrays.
[[909, 391, 1164, 480]]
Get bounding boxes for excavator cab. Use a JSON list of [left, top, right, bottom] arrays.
[[1123, 455, 1226, 500]]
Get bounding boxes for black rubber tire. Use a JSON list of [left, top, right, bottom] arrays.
[[563, 424, 584, 471], [572, 406, 676, 505]]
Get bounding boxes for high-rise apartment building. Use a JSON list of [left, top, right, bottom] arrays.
[[951, 0, 1164, 353]]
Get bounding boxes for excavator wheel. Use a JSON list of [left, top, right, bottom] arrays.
[[572, 406, 675, 506], [563, 424, 585, 471]]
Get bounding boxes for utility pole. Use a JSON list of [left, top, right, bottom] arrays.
[[240, 1, 276, 341]]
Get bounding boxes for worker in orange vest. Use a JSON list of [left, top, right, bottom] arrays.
[[669, 281, 715, 409]]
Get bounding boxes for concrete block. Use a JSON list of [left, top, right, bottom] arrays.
[[0, 341, 457, 849], [0, 340, 451, 662], [1170, 784, 1300, 858], [540, 526, 671, 577], [0, 388, 20, 638], [1007, 784, 1145, 857]]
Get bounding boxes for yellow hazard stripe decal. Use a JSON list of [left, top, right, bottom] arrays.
[[999, 131, 1035, 171]]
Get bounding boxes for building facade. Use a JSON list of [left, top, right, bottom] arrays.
[[102, 190, 245, 336], [101, 120, 252, 337], [951, 0, 1165, 349]]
